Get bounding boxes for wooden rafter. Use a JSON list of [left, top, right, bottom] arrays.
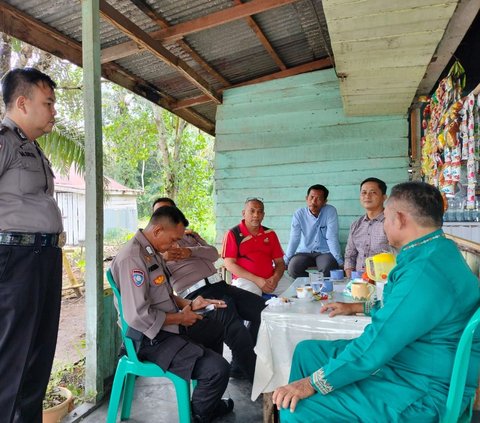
[[156, 0, 299, 43], [101, 0, 299, 64], [233, 0, 286, 71], [128, 0, 230, 87], [0, 0, 215, 135], [99, 0, 221, 104], [173, 58, 333, 110]]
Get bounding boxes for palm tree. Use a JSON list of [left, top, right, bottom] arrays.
[[38, 122, 85, 176]]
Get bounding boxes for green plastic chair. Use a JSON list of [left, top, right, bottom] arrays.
[[106, 269, 193, 423], [441, 305, 480, 423]]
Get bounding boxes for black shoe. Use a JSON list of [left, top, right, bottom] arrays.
[[212, 398, 234, 421], [229, 367, 247, 380], [193, 398, 234, 423]]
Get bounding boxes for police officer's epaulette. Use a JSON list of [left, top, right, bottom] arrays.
[[0, 125, 9, 135]]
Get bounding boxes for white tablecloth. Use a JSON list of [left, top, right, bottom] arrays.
[[251, 277, 371, 400]]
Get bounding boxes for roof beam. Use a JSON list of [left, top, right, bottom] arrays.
[[0, 1, 215, 135], [233, 0, 286, 71], [100, 0, 299, 63], [156, 0, 300, 43], [129, 0, 230, 87], [173, 57, 333, 109], [99, 0, 221, 104]]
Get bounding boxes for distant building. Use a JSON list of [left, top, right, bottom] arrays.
[[54, 168, 142, 246]]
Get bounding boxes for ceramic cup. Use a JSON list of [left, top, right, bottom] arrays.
[[330, 269, 344, 281], [296, 285, 313, 299], [320, 278, 333, 292], [351, 270, 363, 280], [351, 282, 375, 301]]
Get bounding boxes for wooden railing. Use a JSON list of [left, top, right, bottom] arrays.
[[446, 234, 480, 279]]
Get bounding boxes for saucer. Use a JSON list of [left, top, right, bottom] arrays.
[[292, 296, 314, 302]]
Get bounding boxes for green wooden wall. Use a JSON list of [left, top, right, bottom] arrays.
[[214, 69, 409, 250]]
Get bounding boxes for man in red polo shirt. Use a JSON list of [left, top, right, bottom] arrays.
[[222, 198, 290, 296]]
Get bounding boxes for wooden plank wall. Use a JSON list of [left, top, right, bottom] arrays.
[[214, 69, 409, 249]]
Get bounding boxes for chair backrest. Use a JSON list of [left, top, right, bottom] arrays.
[[106, 268, 142, 364], [443, 305, 480, 422]]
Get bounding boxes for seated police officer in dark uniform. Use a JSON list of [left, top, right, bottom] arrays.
[[111, 206, 233, 423], [153, 197, 267, 383], [0, 68, 65, 423]]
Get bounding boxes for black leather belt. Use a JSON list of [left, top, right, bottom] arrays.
[[0, 232, 63, 247]]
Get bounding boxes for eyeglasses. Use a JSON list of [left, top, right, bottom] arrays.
[[245, 197, 264, 203]]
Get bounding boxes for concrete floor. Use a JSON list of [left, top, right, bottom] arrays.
[[74, 346, 264, 423], [77, 376, 263, 423]]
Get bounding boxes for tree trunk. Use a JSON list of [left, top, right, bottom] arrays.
[[34, 51, 54, 72], [0, 33, 12, 116], [15, 43, 33, 68], [172, 117, 187, 199], [153, 105, 173, 198]]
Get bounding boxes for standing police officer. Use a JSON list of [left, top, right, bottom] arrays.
[[0, 68, 64, 423]]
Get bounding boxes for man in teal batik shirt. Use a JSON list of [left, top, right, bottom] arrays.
[[273, 181, 480, 422]]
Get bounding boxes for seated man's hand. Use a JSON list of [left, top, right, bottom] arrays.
[[180, 304, 203, 326], [191, 295, 227, 311], [272, 377, 315, 412], [162, 247, 192, 261], [263, 277, 278, 293], [320, 302, 362, 317]]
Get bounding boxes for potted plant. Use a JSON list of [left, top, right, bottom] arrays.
[[42, 383, 74, 423], [42, 359, 86, 423]]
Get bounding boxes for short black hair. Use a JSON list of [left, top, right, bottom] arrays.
[[307, 184, 329, 200], [389, 181, 443, 227], [152, 197, 176, 210], [2, 68, 56, 109], [149, 205, 189, 228], [360, 177, 387, 195]]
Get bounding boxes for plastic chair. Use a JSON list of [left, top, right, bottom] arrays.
[[106, 269, 193, 423], [441, 306, 480, 423]]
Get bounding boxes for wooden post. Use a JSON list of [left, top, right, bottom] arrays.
[[82, 0, 105, 400]]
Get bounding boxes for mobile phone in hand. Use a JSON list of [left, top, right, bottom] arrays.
[[194, 304, 215, 315]]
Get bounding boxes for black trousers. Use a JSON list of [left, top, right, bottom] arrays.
[[186, 281, 266, 381], [287, 252, 338, 278], [139, 330, 230, 418], [0, 245, 62, 423]]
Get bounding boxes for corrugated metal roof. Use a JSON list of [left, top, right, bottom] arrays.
[[1, 0, 331, 134], [5, 0, 465, 130]]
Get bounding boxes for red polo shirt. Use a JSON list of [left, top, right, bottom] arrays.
[[222, 220, 284, 279]]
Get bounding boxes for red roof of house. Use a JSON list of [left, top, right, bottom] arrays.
[[55, 167, 141, 195]]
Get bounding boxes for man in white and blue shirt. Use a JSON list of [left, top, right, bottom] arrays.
[[284, 185, 343, 278]]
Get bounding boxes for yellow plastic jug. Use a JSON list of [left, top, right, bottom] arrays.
[[365, 252, 396, 282]]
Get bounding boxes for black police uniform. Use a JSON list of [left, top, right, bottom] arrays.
[[0, 117, 64, 423]]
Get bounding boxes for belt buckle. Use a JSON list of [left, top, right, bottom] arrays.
[[58, 232, 66, 248]]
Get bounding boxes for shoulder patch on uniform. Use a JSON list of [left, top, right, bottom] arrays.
[[153, 275, 166, 285], [131, 269, 145, 287]]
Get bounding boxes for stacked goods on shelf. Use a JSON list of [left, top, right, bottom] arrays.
[[421, 61, 480, 210]]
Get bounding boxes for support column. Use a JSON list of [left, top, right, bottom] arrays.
[[82, 0, 104, 399]]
